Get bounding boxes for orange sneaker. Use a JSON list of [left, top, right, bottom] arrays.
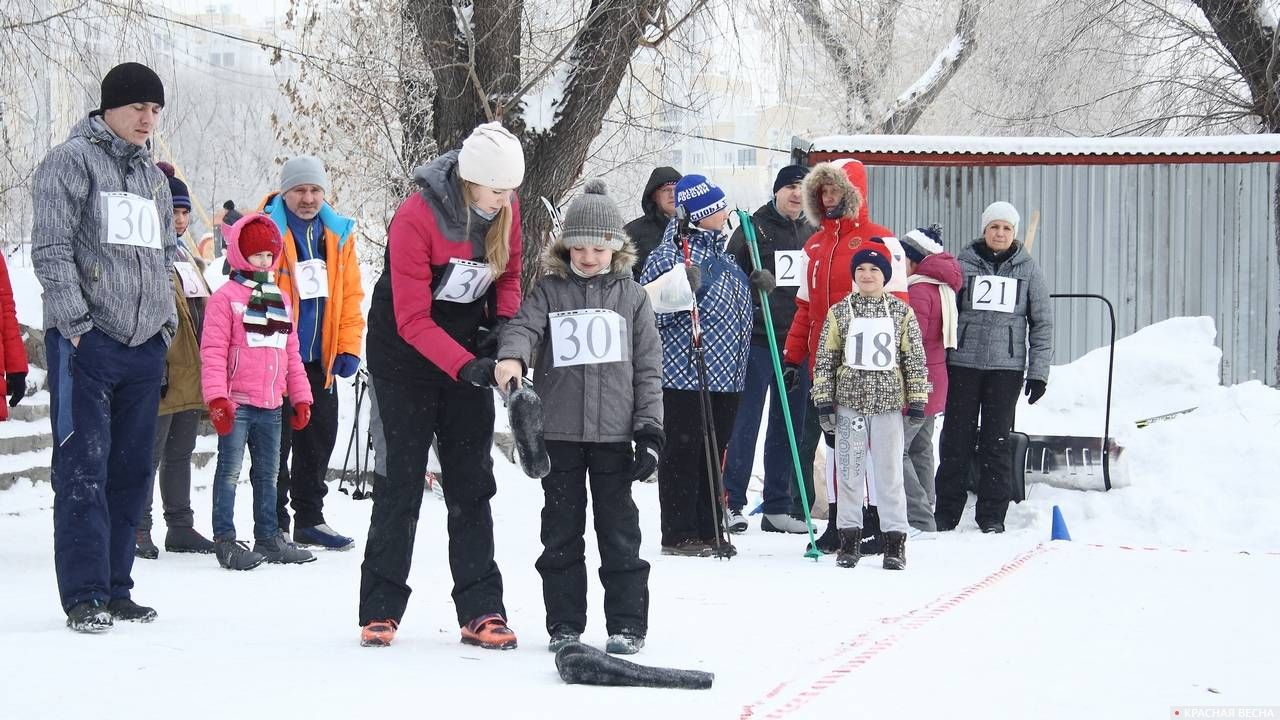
[[361, 619, 398, 647], [460, 613, 518, 650]]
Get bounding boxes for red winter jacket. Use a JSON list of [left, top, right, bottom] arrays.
[[0, 252, 29, 421], [906, 252, 963, 416], [783, 159, 894, 371]]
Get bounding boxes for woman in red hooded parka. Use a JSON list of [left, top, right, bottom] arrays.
[[781, 158, 893, 553]]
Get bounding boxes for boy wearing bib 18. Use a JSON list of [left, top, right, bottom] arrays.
[[811, 242, 929, 571], [495, 180, 663, 656]]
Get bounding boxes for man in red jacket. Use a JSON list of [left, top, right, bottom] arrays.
[[781, 158, 893, 553], [899, 226, 962, 533]]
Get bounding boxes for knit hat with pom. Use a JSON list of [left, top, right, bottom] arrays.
[[157, 162, 190, 210], [560, 178, 626, 250]]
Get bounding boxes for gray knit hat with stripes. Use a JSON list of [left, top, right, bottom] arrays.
[[561, 178, 626, 250]]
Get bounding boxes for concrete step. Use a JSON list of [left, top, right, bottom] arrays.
[[0, 432, 52, 455], [7, 403, 50, 422]]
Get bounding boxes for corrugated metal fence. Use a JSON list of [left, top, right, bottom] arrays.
[[863, 162, 1280, 386]]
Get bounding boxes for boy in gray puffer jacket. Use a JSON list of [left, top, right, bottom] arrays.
[[495, 180, 663, 657]]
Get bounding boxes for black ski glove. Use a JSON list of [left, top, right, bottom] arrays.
[[630, 426, 665, 483], [906, 402, 926, 426], [458, 357, 498, 388], [816, 404, 836, 434], [6, 372, 26, 408], [749, 269, 776, 293], [1024, 379, 1047, 405], [475, 317, 509, 359], [685, 265, 702, 293], [782, 363, 802, 393]]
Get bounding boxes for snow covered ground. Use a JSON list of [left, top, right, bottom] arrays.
[[1, 278, 1277, 718]]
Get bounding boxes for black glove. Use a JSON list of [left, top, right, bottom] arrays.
[[6, 372, 27, 408], [749, 268, 776, 293], [782, 363, 802, 393], [685, 265, 702, 293], [816, 404, 836, 434], [458, 357, 497, 388], [906, 402, 926, 425], [475, 317, 509, 359], [1024, 379, 1047, 405], [630, 426, 665, 483]]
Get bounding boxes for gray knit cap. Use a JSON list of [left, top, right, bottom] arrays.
[[280, 155, 330, 194], [561, 178, 626, 250]]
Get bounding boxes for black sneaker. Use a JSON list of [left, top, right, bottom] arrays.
[[980, 522, 1005, 534], [66, 600, 113, 633], [107, 598, 157, 623], [134, 530, 159, 560], [605, 631, 645, 655], [660, 539, 713, 557], [548, 626, 581, 653]]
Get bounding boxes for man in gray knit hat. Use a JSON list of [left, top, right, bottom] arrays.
[[32, 61, 177, 632], [494, 179, 663, 653]]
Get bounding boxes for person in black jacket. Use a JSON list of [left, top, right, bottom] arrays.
[[624, 166, 681, 280], [723, 165, 816, 534]]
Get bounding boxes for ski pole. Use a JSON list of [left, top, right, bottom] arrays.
[[681, 235, 733, 558], [735, 209, 820, 560]]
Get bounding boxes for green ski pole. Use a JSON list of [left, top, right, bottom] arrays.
[[736, 208, 821, 560]]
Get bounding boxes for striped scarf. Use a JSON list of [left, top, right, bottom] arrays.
[[231, 270, 292, 336]]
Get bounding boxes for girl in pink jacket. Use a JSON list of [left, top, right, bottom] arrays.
[[201, 213, 315, 571]]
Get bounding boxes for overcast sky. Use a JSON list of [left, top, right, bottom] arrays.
[[158, 0, 284, 24]]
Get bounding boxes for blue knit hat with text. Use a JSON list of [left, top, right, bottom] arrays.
[[675, 174, 728, 223]]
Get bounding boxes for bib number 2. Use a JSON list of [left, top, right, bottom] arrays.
[[550, 309, 627, 367], [774, 250, 804, 288]]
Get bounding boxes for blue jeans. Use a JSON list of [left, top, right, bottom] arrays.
[[723, 345, 810, 514], [212, 405, 283, 540]]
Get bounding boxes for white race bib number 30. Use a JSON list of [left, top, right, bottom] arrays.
[[550, 309, 627, 367], [102, 192, 163, 250], [435, 259, 494, 303], [972, 275, 1017, 313], [774, 250, 804, 288], [294, 259, 329, 300], [844, 316, 896, 371], [174, 261, 208, 297]]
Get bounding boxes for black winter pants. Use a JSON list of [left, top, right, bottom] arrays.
[[658, 389, 739, 547], [277, 361, 340, 530], [934, 366, 1024, 529], [538, 441, 649, 636], [358, 374, 504, 627]]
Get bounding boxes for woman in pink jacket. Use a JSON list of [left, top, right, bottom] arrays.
[[201, 213, 316, 571]]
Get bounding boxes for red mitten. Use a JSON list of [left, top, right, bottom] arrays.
[[208, 398, 235, 436], [290, 402, 311, 431]]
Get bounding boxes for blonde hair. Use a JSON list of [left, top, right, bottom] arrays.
[[463, 181, 512, 276]]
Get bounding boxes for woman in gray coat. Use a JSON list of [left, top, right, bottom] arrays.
[[934, 201, 1053, 533]]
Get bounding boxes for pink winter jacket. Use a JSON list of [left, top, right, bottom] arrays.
[[200, 214, 313, 411], [907, 251, 963, 416]]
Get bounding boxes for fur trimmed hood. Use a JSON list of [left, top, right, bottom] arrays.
[[802, 159, 870, 226], [540, 234, 638, 279]]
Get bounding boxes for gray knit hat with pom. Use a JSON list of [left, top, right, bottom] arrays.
[[561, 178, 626, 250]]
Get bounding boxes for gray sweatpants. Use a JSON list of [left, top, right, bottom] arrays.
[[834, 408, 908, 532], [140, 409, 199, 531], [902, 415, 937, 531]]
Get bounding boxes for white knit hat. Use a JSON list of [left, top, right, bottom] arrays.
[[981, 201, 1020, 237], [458, 122, 525, 189]]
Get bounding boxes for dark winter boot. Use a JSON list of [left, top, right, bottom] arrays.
[[860, 505, 883, 555], [835, 527, 862, 568], [548, 626, 581, 653], [811, 503, 839, 554], [165, 526, 215, 554], [107, 597, 157, 623], [882, 531, 907, 570], [606, 631, 645, 655], [66, 600, 113, 633], [134, 530, 159, 560]]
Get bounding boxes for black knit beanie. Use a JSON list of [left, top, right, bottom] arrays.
[[100, 62, 165, 112]]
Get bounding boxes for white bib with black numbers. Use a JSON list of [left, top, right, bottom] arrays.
[[102, 192, 163, 250], [294, 259, 329, 300], [434, 258, 495, 304], [844, 316, 896, 372], [174, 261, 209, 298], [972, 275, 1018, 314], [773, 250, 804, 288], [549, 309, 627, 367]]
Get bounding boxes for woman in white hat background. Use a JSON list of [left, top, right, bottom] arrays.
[[359, 122, 525, 650]]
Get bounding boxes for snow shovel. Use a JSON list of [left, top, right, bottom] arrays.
[[555, 642, 714, 689], [504, 379, 551, 479]]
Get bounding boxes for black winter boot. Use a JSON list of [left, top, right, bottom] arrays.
[[811, 503, 839, 554], [836, 527, 862, 568], [860, 505, 883, 555], [882, 531, 907, 570]]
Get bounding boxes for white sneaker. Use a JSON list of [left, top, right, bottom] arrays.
[[762, 513, 813, 534], [727, 509, 748, 534]]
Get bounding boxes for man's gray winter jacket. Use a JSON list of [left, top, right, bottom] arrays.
[[31, 115, 177, 347], [497, 239, 663, 443], [949, 240, 1053, 382]]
